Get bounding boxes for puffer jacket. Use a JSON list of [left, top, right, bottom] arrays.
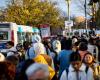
[[60, 63, 94, 80]]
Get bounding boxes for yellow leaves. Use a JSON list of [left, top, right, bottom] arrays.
[[5, 0, 64, 28], [23, 9, 30, 15], [33, 8, 42, 16]]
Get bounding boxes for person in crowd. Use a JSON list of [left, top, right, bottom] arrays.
[[52, 40, 61, 54], [16, 43, 25, 61], [26, 63, 49, 80], [33, 42, 55, 80], [72, 41, 79, 52], [27, 34, 42, 59], [6, 41, 17, 57], [52, 40, 61, 72], [93, 37, 99, 62], [96, 39, 100, 62], [61, 37, 67, 50], [6, 55, 19, 66], [60, 51, 94, 80], [23, 41, 32, 59], [41, 54, 52, 67], [72, 37, 78, 45], [0, 61, 16, 80], [88, 37, 98, 57], [78, 42, 88, 60], [58, 38, 72, 78], [23, 41, 31, 52], [43, 39, 56, 59], [71, 36, 79, 52], [15, 59, 35, 80], [80, 35, 88, 44], [83, 52, 100, 80], [43, 39, 59, 79]]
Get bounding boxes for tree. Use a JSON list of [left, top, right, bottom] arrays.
[[95, 1, 100, 28], [96, 9, 100, 28], [74, 0, 100, 29], [0, 8, 6, 21], [74, 0, 92, 16], [4, 0, 64, 28]]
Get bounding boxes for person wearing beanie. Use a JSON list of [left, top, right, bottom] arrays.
[[26, 63, 49, 80], [32, 42, 55, 80], [60, 52, 94, 80]]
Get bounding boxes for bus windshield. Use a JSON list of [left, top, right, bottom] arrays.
[[0, 32, 8, 40]]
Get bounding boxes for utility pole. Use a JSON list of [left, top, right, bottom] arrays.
[[67, 0, 71, 21], [65, 0, 71, 37], [84, 0, 88, 35]]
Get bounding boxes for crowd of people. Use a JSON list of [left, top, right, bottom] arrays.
[[0, 34, 100, 80]]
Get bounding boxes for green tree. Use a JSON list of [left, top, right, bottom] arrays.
[[5, 0, 64, 28]]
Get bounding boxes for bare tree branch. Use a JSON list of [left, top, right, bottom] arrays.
[[74, 0, 92, 16]]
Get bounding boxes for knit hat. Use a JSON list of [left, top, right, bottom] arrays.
[[26, 63, 49, 77], [33, 42, 45, 55], [70, 52, 81, 62]]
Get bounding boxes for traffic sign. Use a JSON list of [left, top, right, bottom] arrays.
[[65, 21, 73, 27]]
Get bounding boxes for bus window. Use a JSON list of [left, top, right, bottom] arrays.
[[0, 32, 8, 40], [25, 33, 32, 42], [17, 32, 23, 43], [22, 32, 26, 41]]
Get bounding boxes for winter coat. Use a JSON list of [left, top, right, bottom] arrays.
[[60, 64, 94, 80], [40, 54, 52, 67], [57, 50, 72, 78], [33, 54, 55, 80], [85, 63, 100, 80]]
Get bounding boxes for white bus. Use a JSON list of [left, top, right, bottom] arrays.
[[0, 22, 39, 49]]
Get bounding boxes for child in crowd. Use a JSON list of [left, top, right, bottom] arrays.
[[83, 52, 100, 80], [60, 51, 94, 80]]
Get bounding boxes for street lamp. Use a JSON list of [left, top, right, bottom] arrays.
[[66, 0, 71, 21]]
